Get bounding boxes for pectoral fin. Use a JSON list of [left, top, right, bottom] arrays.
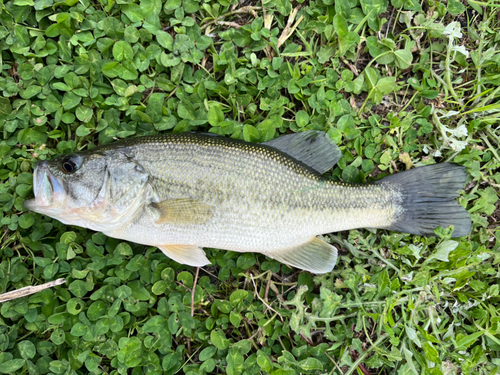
[[264, 237, 338, 274], [151, 199, 214, 225], [157, 244, 211, 267]]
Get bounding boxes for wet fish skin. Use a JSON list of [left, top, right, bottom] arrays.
[[24, 131, 471, 273]]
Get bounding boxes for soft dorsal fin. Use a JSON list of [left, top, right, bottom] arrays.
[[264, 237, 338, 274], [151, 199, 214, 225], [157, 244, 211, 267], [263, 130, 342, 174]]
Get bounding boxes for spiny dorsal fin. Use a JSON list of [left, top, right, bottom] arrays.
[[263, 130, 342, 174], [157, 244, 211, 267], [151, 199, 214, 225], [264, 237, 338, 274]]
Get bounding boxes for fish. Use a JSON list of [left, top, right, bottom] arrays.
[[24, 131, 471, 274]]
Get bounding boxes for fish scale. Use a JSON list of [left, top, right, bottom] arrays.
[[105, 135, 396, 250], [25, 131, 471, 273]]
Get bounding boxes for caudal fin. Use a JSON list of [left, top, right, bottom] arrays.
[[376, 163, 471, 237]]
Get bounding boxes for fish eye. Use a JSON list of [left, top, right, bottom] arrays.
[[61, 155, 80, 174]]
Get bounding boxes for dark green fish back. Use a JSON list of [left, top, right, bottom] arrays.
[[94, 133, 323, 180]]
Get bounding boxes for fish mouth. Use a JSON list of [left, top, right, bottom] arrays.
[[24, 161, 65, 214]]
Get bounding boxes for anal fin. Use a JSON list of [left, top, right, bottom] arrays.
[[157, 244, 211, 267], [264, 237, 338, 274]]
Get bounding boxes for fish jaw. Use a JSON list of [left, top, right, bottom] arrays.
[[24, 161, 67, 217]]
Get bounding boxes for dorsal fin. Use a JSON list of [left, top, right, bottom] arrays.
[[263, 131, 342, 174]]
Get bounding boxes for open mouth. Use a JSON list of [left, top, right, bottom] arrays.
[[24, 161, 64, 212]]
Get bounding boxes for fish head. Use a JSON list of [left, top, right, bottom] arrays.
[[24, 151, 148, 231], [24, 152, 108, 225]]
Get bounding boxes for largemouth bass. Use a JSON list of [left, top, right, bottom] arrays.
[[24, 131, 471, 273]]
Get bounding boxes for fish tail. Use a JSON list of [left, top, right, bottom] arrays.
[[376, 163, 471, 237]]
